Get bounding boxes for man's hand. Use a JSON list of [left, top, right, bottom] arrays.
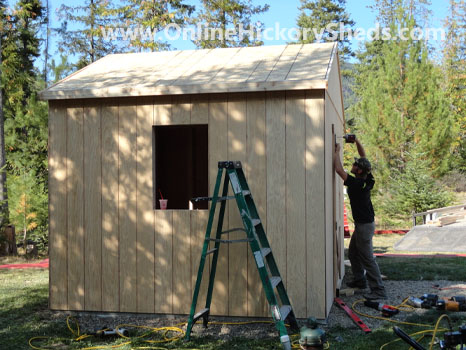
[[335, 142, 341, 154]]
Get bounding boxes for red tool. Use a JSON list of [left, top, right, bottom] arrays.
[[364, 300, 399, 317], [334, 298, 371, 333]]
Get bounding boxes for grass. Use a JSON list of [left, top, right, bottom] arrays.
[[1, 255, 465, 350], [347, 233, 466, 256]]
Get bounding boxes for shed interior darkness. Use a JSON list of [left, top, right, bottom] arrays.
[[154, 125, 208, 210]]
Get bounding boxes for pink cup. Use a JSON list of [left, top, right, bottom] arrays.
[[159, 199, 168, 210]]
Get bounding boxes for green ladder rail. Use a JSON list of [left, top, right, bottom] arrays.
[[185, 161, 299, 350]]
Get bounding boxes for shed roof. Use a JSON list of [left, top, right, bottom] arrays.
[[40, 42, 337, 100]]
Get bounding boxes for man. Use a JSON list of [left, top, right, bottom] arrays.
[[334, 136, 387, 301]]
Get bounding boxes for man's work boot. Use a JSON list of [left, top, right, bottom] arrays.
[[364, 289, 387, 301], [346, 279, 368, 289]]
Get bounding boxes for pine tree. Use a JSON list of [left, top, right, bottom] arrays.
[[192, 0, 269, 48], [382, 153, 453, 225], [116, 0, 194, 51], [0, 0, 11, 229], [8, 170, 48, 250], [443, 0, 466, 171], [348, 2, 455, 186], [49, 54, 74, 84], [297, 0, 355, 58], [1, 0, 49, 249], [42, 0, 49, 82], [56, 0, 121, 68], [368, 0, 431, 27]]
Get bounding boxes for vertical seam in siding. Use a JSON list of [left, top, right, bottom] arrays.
[[226, 94, 230, 315], [100, 103, 103, 311], [263, 93, 267, 317], [323, 94, 327, 315], [82, 106, 86, 310], [117, 103, 121, 312], [136, 104, 139, 312], [304, 92, 308, 316], [245, 95, 249, 316], [48, 107, 52, 308], [65, 107, 69, 309], [284, 91, 288, 289]]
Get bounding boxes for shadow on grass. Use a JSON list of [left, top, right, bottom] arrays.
[[0, 286, 68, 350]]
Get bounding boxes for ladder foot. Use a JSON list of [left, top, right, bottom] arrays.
[[280, 335, 292, 350]]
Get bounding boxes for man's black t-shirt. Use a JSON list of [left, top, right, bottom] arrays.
[[344, 173, 375, 223]]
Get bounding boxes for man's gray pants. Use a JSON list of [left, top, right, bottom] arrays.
[[348, 222, 385, 291]]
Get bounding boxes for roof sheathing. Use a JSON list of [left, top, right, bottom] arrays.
[[40, 43, 336, 100]]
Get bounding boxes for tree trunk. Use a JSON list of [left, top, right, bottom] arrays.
[[43, 0, 50, 83]]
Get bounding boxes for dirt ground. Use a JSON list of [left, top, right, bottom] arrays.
[[59, 279, 466, 342]]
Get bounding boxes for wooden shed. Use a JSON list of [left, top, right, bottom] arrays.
[[41, 42, 345, 320]]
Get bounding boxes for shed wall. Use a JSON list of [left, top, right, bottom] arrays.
[[48, 90, 340, 319]]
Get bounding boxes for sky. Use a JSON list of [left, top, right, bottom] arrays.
[[44, 0, 450, 62]]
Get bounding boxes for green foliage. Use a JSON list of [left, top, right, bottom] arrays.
[[192, 0, 269, 48], [117, 0, 194, 51], [297, 0, 355, 58], [55, 0, 122, 68], [48, 54, 74, 84], [443, 0, 466, 171], [5, 94, 48, 177], [1, 0, 48, 250], [381, 155, 454, 223], [349, 4, 456, 187], [7, 170, 48, 249]]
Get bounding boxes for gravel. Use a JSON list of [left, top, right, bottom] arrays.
[[54, 280, 466, 342]]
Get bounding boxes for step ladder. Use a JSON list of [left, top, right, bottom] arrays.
[[185, 161, 299, 350]]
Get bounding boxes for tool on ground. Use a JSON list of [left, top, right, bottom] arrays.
[[363, 300, 399, 317], [393, 326, 426, 350], [440, 324, 466, 349], [394, 324, 466, 350], [94, 327, 130, 338], [343, 134, 356, 143], [407, 294, 438, 309], [185, 161, 299, 350], [408, 294, 466, 311], [298, 317, 326, 349], [436, 296, 466, 312], [334, 297, 371, 333]]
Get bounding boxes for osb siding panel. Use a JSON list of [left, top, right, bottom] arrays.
[[265, 91, 287, 290], [324, 92, 345, 315], [119, 104, 138, 312], [246, 93, 267, 317], [305, 91, 326, 318], [227, 94, 248, 316], [208, 95, 229, 316], [67, 106, 85, 310], [285, 91, 307, 318], [50, 90, 340, 319], [83, 103, 102, 311], [173, 211, 192, 314], [191, 210, 210, 308], [154, 210, 173, 313], [327, 54, 344, 123], [49, 102, 68, 310], [101, 103, 120, 312], [136, 102, 155, 313]]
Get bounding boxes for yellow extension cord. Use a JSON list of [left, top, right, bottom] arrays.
[[29, 316, 291, 350], [351, 299, 452, 350], [29, 298, 456, 350]]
